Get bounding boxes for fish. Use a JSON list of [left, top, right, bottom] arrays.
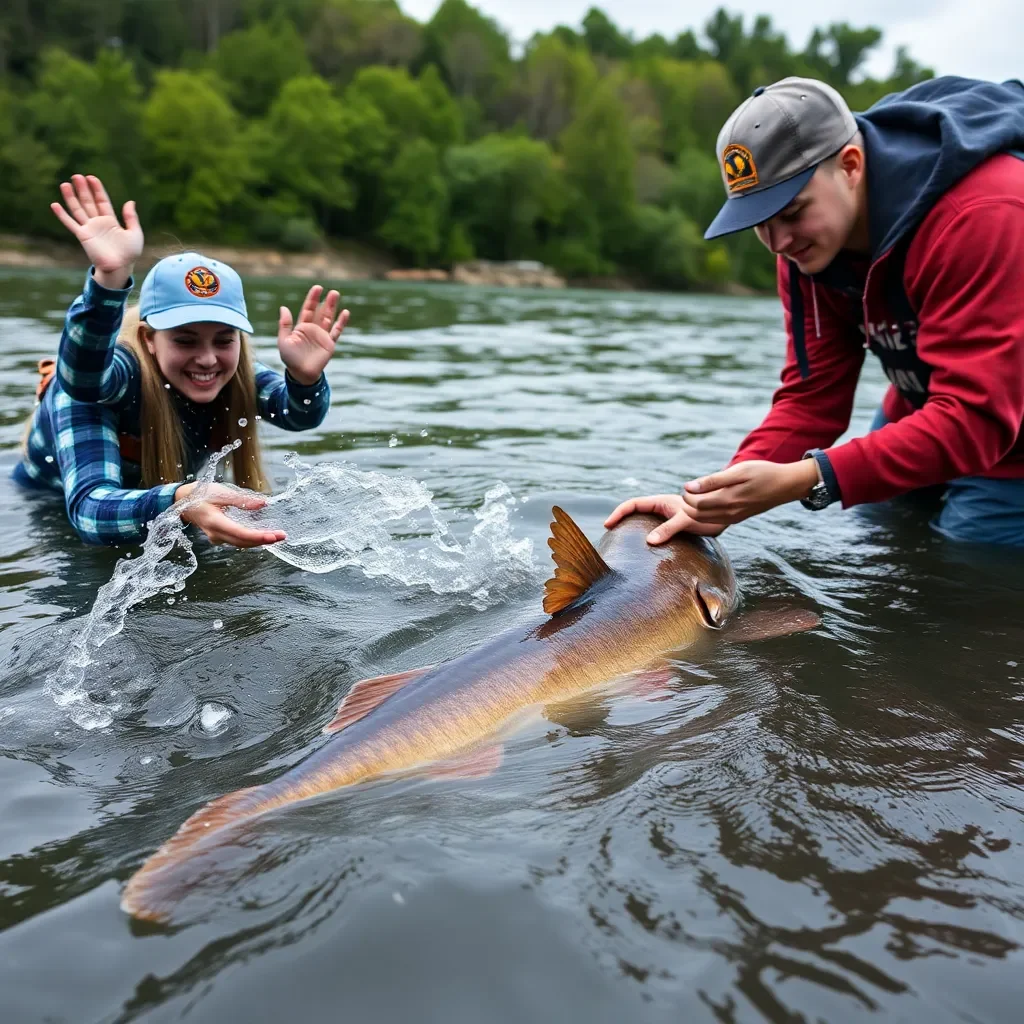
[[121, 506, 819, 921]]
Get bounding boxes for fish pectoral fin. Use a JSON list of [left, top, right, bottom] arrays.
[[542, 505, 614, 615], [624, 664, 678, 700], [323, 665, 435, 734], [722, 604, 821, 643], [425, 744, 504, 779]]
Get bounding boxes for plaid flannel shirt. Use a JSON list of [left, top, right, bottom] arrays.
[[13, 269, 331, 546]]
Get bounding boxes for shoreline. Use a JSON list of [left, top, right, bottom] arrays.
[[0, 234, 762, 298]]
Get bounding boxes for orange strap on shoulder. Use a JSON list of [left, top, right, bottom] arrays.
[[36, 359, 56, 401]]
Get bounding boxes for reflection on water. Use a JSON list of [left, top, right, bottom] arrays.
[[1, 270, 1023, 1023]]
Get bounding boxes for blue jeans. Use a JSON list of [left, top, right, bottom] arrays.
[[868, 407, 1024, 546]]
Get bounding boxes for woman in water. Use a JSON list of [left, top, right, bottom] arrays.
[[14, 173, 349, 548]]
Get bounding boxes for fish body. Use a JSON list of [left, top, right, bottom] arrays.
[[122, 508, 809, 921]]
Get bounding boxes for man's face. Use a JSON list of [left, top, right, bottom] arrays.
[[753, 158, 860, 274]]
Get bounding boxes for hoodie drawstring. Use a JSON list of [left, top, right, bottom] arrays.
[[811, 280, 822, 339], [788, 265, 811, 380]]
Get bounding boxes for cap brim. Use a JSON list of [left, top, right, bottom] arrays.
[[703, 166, 817, 240], [145, 304, 253, 333]]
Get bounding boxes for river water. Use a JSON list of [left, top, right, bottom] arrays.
[[1, 269, 1022, 1023]]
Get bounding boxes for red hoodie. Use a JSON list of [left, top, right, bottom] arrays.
[[730, 153, 1024, 507]]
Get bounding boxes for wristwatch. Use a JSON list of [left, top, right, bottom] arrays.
[[800, 449, 836, 511]]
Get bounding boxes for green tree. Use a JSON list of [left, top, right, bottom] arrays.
[[616, 204, 708, 289], [804, 23, 883, 87], [24, 47, 145, 203], [376, 138, 448, 265], [519, 34, 598, 141], [305, 0, 422, 83], [704, 9, 745, 74], [581, 8, 632, 60], [141, 69, 253, 235], [633, 34, 671, 61], [743, 15, 793, 91], [345, 64, 463, 151], [560, 81, 635, 249], [663, 147, 724, 228], [446, 134, 566, 259], [422, 0, 512, 105], [671, 30, 704, 61], [639, 58, 739, 158], [213, 17, 311, 116], [0, 89, 62, 235], [256, 75, 354, 230]]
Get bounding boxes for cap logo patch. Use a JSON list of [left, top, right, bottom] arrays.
[[184, 266, 220, 298], [723, 144, 759, 193]]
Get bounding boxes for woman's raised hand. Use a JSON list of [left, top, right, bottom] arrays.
[[50, 174, 143, 290], [277, 285, 350, 386]]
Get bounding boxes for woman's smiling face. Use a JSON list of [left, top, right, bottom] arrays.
[[144, 321, 241, 403]]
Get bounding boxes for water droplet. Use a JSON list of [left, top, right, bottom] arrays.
[[302, 398, 311, 406], [282, 408, 289, 415], [392, 891, 405, 905], [199, 702, 231, 735], [212, 619, 223, 630], [164, 383, 171, 389], [388, 435, 399, 448], [419, 429, 428, 437], [181, 596, 188, 602], [238, 417, 248, 427], [446, 439, 452, 445], [44, 455, 54, 463], [270, 412, 275, 418]]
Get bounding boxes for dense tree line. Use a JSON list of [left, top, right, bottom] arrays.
[[0, 0, 933, 290]]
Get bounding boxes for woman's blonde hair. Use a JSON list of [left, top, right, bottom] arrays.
[[119, 305, 268, 492]]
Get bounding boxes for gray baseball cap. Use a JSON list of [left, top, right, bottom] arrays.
[[704, 77, 859, 240]]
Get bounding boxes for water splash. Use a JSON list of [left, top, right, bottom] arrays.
[[231, 456, 535, 600], [43, 446, 534, 731], [44, 442, 242, 731]]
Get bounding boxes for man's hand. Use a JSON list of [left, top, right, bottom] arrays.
[[604, 494, 727, 545], [681, 459, 820, 526]]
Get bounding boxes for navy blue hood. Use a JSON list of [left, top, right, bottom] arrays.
[[856, 75, 1024, 259]]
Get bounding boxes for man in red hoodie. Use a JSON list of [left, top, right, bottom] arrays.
[[606, 75, 1024, 546]]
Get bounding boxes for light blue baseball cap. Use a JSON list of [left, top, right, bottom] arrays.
[[139, 252, 253, 333]]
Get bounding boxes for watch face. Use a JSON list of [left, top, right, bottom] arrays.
[[802, 483, 831, 510]]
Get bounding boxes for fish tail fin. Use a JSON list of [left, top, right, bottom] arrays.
[[121, 784, 269, 923]]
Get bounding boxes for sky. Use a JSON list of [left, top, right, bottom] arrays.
[[401, 0, 1022, 86]]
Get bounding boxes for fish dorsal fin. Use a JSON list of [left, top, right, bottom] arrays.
[[542, 506, 613, 615], [322, 666, 434, 734]]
